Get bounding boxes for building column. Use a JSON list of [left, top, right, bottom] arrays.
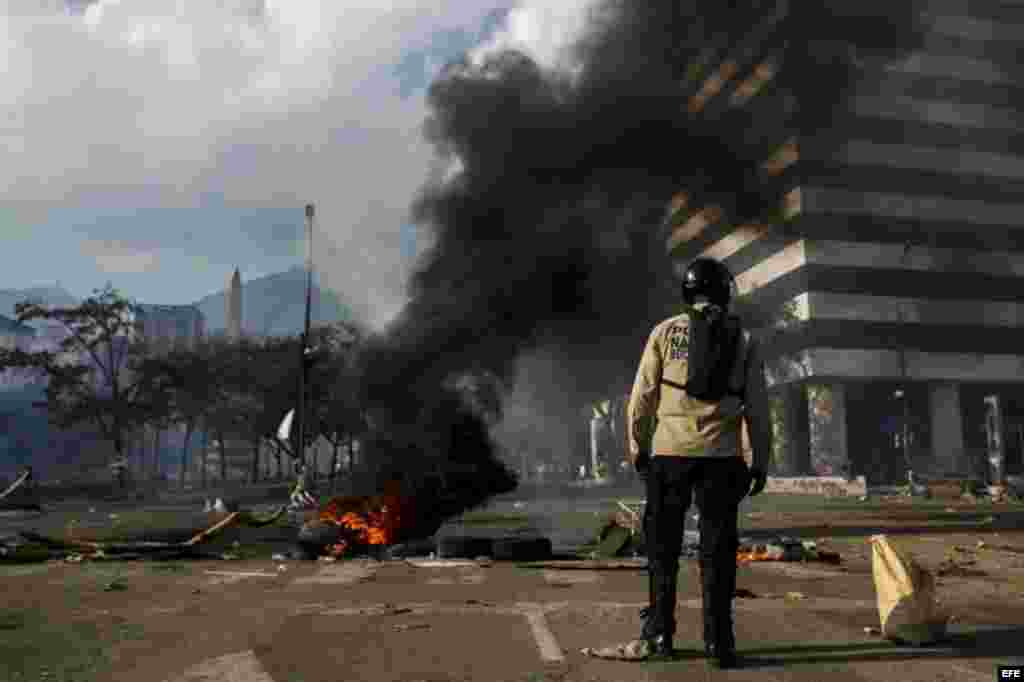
[[779, 383, 811, 475], [808, 383, 850, 477], [929, 382, 966, 477]]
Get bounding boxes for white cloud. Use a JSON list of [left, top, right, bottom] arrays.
[[469, 0, 598, 72], [80, 239, 161, 273], [2, 0, 505, 328]]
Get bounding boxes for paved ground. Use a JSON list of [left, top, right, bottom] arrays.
[[5, 487, 1024, 682], [4, 532, 1024, 682]]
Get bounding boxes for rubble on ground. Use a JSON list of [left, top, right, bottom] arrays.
[[2, 506, 288, 564], [593, 511, 842, 564]]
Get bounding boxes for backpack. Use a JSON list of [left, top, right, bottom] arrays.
[[684, 306, 744, 401]]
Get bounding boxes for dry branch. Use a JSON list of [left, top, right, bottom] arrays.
[[0, 469, 32, 501], [17, 504, 286, 560], [184, 511, 241, 545]]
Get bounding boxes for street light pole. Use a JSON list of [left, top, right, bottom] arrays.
[[296, 204, 315, 477]]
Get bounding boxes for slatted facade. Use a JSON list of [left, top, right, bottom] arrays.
[[667, 2, 1024, 483]]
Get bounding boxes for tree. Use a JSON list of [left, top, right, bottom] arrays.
[[0, 285, 150, 487], [132, 341, 224, 489], [308, 323, 366, 492]]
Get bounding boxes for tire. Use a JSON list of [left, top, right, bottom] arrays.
[[388, 537, 439, 558], [492, 536, 552, 562], [436, 536, 494, 559], [297, 520, 344, 557]]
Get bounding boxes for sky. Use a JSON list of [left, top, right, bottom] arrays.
[[2, 0, 596, 326]]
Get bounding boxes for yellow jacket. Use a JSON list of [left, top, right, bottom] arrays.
[[626, 308, 772, 470]]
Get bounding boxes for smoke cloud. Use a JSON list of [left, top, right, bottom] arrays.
[[355, 0, 927, 513]]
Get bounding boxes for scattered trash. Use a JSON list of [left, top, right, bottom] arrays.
[[784, 592, 806, 600], [191, 588, 201, 594], [863, 627, 880, 636], [276, 565, 288, 573], [513, 502, 525, 510], [594, 522, 633, 559], [870, 534, 948, 645], [858, 496, 868, 502], [393, 623, 431, 632], [737, 537, 806, 563], [65, 553, 85, 563], [386, 607, 413, 615], [936, 559, 986, 578], [271, 553, 289, 562], [976, 541, 1024, 555], [581, 639, 653, 661]]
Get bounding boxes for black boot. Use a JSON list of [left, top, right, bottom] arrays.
[[638, 557, 679, 655], [705, 641, 738, 669], [701, 558, 738, 668]]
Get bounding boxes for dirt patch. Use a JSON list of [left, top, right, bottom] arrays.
[[253, 611, 543, 682]]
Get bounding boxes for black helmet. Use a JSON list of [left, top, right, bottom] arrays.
[[681, 257, 734, 307]]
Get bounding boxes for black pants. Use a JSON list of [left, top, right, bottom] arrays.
[[643, 456, 750, 645]]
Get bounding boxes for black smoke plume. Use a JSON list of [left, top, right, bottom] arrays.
[[354, 0, 927, 529]]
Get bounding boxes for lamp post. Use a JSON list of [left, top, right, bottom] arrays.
[[296, 204, 315, 479]]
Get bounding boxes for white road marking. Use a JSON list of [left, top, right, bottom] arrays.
[[949, 662, 996, 682], [293, 561, 377, 585], [523, 604, 565, 663], [165, 650, 274, 682], [543, 570, 599, 584], [203, 571, 278, 578], [406, 559, 481, 568]]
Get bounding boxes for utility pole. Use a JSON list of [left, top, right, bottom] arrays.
[[296, 204, 315, 478]]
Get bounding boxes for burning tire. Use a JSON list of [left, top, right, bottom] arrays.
[[297, 520, 344, 558], [437, 536, 494, 560], [492, 537, 552, 561]]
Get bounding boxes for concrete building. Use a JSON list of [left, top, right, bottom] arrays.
[[133, 304, 206, 352], [226, 267, 242, 341], [667, 3, 1024, 484]]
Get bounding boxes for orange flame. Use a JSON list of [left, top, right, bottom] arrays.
[[736, 550, 779, 564], [315, 484, 408, 556]]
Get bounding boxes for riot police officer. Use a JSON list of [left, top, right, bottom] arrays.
[[627, 257, 771, 668]]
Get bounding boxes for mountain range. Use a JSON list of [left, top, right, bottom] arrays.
[[0, 268, 355, 337], [0, 286, 80, 326], [194, 266, 355, 336]]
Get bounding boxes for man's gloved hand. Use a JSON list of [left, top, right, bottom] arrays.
[[635, 451, 651, 480], [747, 466, 767, 497]]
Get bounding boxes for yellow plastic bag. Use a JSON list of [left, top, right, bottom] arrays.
[[869, 535, 948, 645]]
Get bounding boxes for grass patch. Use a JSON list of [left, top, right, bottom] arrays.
[[146, 562, 191, 574], [0, 608, 144, 682], [1, 542, 54, 564]]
